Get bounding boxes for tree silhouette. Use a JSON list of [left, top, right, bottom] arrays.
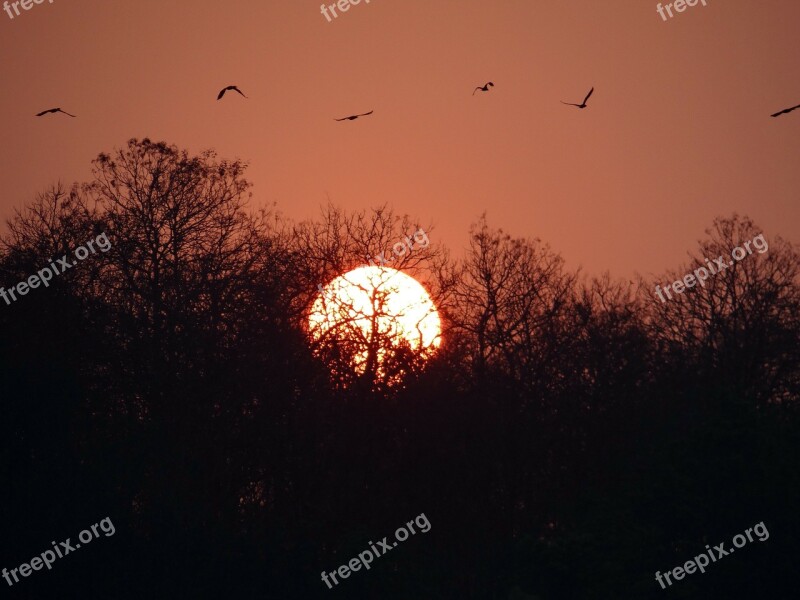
[[294, 204, 444, 392], [1, 140, 799, 599], [451, 215, 577, 395], [647, 214, 800, 407]]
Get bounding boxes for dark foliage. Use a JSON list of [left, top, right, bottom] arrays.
[[1, 140, 798, 599]]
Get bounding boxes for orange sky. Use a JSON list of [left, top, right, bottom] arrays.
[[1, 0, 798, 279]]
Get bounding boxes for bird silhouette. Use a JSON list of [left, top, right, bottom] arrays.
[[35, 108, 76, 117], [335, 110, 373, 121], [217, 85, 248, 100], [473, 82, 494, 95], [770, 103, 800, 118], [561, 87, 594, 109]]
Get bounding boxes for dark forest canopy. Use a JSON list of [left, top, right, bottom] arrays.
[[1, 139, 798, 599]]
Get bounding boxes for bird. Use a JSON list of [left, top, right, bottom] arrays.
[[335, 110, 373, 121], [561, 87, 594, 109], [770, 103, 800, 118], [473, 82, 494, 95], [217, 85, 248, 100], [35, 108, 76, 117]]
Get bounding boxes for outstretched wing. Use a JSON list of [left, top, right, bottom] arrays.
[[334, 116, 352, 121], [771, 103, 800, 117], [217, 88, 227, 100], [232, 87, 248, 98], [582, 87, 594, 105], [58, 109, 77, 117], [357, 110, 373, 117], [35, 109, 53, 116], [560, 101, 580, 107]]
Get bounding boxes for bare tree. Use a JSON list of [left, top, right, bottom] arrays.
[[1, 182, 96, 275], [86, 138, 267, 338], [645, 215, 800, 406], [451, 216, 577, 395], [294, 204, 445, 392]]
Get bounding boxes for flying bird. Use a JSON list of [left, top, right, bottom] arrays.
[[561, 87, 594, 109], [473, 82, 494, 95], [335, 110, 373, 121], [770, 103, 800, 118], [217, 85, 248, 100], [35, 108, 76, 117]]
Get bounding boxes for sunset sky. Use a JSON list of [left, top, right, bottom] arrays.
[[1, 0, 798, 279]]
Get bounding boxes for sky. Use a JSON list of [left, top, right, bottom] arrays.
[[1, 0, 798, 280]]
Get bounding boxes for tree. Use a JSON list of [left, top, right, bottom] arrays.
[[294, 204, 445, 392], [451, 215, 577, 396], [646, 214, 800, 407]]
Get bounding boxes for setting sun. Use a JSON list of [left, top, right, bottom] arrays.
[[308, 267, 441, 383]]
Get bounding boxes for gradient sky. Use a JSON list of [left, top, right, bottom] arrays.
[[1, 0, 798, 279]]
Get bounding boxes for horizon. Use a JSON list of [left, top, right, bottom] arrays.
[[1, 0, 798, 280]]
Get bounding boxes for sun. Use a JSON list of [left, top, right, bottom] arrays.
[[308, 266, 441, 385]]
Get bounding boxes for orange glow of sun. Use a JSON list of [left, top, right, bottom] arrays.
[[308, 266, 441, 380]]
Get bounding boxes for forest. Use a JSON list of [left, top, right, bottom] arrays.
[[1, 138, 798, 599]]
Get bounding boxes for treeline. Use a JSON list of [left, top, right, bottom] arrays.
[[1, 138, 798, 599]]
